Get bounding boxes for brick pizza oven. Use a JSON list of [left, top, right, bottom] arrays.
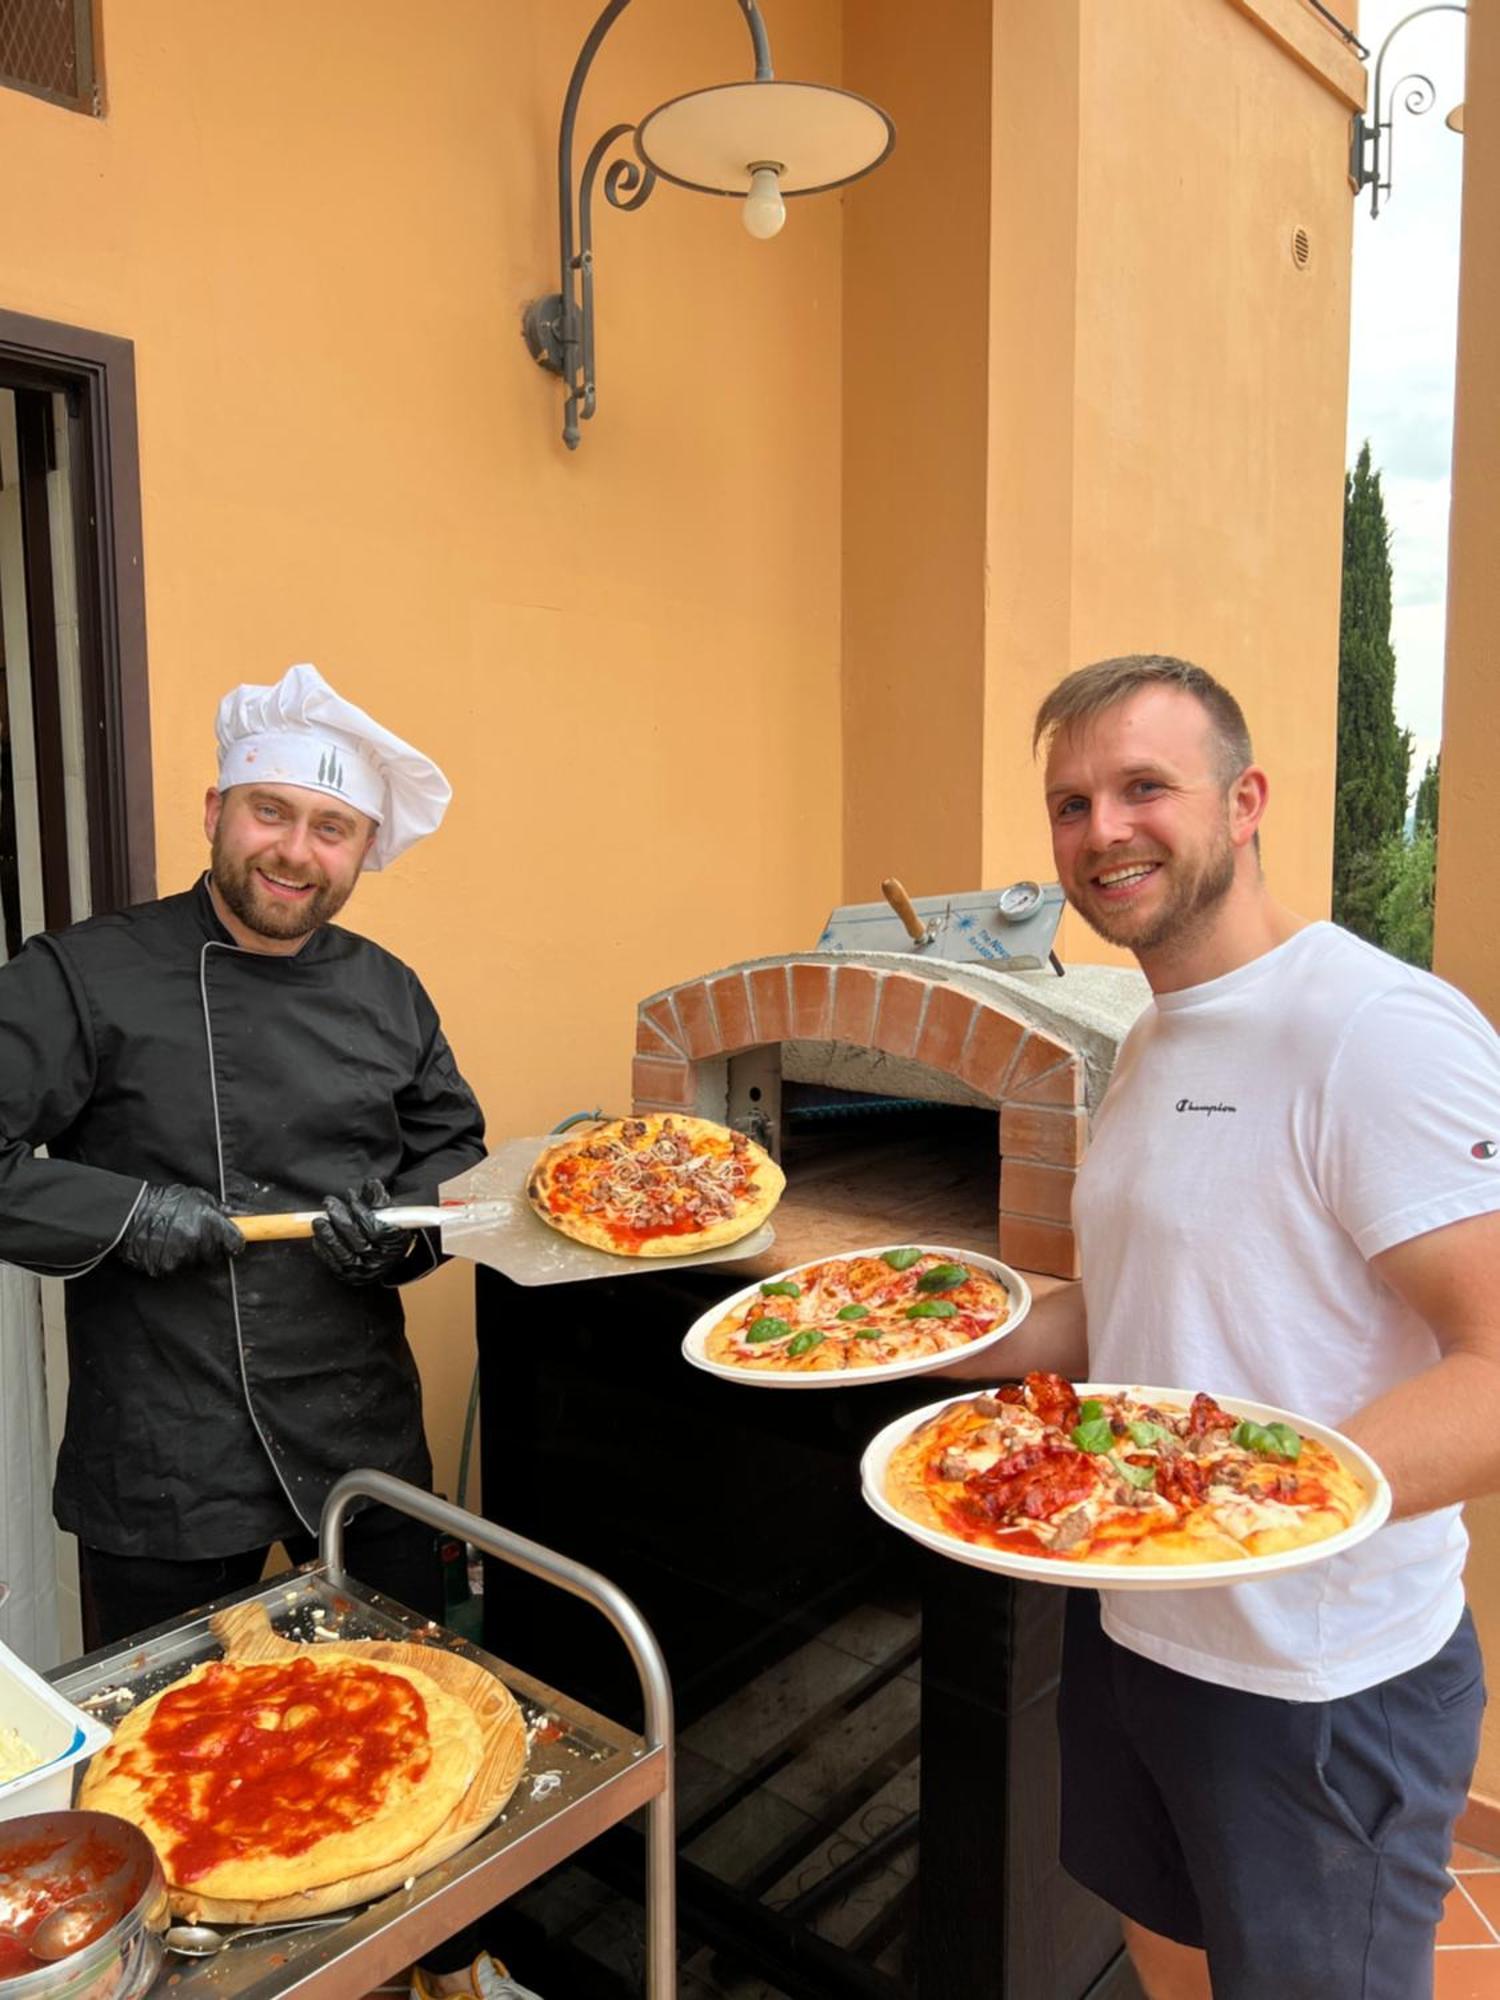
[[631, 950, 1149, 1280], [482, 945, 1153, 1996]]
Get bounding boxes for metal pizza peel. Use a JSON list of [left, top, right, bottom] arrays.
[[231, 1135, 774, 1286]]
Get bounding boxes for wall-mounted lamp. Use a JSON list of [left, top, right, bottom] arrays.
[[522, 0, 894, 448], [1350, 2, 1467, 218]]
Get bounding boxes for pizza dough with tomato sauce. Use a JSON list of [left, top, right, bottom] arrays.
[[885, 1374, 1367, 1566], [78, 1650, 480, 1900], [527, 1114, 784, 1256]]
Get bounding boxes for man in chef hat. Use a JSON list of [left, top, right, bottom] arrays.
[[0, 661, 488, 1650], [211, 673, 543, 2000], [206, 659, 452, 942]]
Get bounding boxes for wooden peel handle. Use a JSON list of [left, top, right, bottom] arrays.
[[231, 1212, 323, 1241], [229, 1204, 456, 1242], [881, 876, 928, 944]]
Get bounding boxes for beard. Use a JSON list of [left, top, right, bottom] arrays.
[[1068, 823, 1237, 955], [210, 829, 357, 941]]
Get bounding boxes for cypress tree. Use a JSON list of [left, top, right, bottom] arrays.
[[1333, 443, 1411, 941], [1413, 751, 1441, 840]]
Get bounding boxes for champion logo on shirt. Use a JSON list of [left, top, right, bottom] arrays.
[[1473, 1140, 1498, 1161], [1175, 1099, 1238, 1117]]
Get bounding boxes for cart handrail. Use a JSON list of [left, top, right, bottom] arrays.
[[319, 1470, 676, 1997], [319, 1469, 673, 1754]]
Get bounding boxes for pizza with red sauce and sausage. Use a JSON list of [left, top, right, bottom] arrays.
[[527, 1114, 784, 1256], [884, 1373, 1370, 1565]]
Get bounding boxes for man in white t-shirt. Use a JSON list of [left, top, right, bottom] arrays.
[[953, 654, 1499, 1999]]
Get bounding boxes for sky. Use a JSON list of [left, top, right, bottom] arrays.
[[1345, 0, 1470, 786]]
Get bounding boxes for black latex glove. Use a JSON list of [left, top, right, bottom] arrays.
[[311, 1176, 414, 1286], [117, 1184, 245, 1276]]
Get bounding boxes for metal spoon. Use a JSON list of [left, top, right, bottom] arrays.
[[164, 1919, 347, 1957], [27, 1894, 124, 1962]]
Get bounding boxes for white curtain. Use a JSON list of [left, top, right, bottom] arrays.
[[0, 1260, 59, 1667], [0, 388, 67, 1670]]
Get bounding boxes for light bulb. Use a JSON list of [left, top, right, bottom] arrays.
[[743, 163, 786, 240]]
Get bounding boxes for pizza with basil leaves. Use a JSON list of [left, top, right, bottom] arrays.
[[704, 1248, 1012, 1372], [884, 1373, 1369, 1564]]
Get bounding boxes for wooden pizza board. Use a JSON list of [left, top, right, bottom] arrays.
[[163, 1600, 528, 1923]]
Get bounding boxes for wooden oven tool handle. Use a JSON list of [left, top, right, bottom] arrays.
[[881, 877, 931, 946], [232, 1212, 324, 1241], [231, 1205, 457, 1242]]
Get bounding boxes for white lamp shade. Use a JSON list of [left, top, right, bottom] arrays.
[[634, 79, 894, 198]]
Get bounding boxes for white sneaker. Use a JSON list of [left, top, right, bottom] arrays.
[[473, 1957, 546, 2000], [409, 1954, 546, 2000]]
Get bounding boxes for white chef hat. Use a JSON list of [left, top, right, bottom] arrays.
[[214, 663, 451, 871]]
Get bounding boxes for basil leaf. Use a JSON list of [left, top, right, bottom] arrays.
[[746, 1318, 792, 1344], [1232, 1419, 1302, 1462], [883, 1247, 925, 1270], [917, 1262, 970, 1293], [854, 1325, 884, 1340], [905, 1299, 959, 1319], [760, 1280, 802, 1298], [787, 1328, 824, 1358], [1264, 1421, 1302, 1462], [1116, 1459, 1157, 1490], [1128, 1419, 1166, 1448], [1072, 1417, 1115, 1454], [837, 1304, 871, 1321], [1078, 1399, 1106, 1426]]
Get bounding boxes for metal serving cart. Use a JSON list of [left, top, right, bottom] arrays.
[[46, 1471, 677, 2000]]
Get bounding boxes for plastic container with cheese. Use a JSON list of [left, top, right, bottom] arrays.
[[0, 1638, 110, 1822]]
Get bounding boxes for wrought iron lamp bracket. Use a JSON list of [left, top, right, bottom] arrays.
[[1350, 2, 1467, 218], [523, 0, 774, 448]]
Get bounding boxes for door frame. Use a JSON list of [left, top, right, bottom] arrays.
[[0, 307, 154, 907]]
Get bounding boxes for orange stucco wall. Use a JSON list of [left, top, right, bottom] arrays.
[[1049, 0, 1358, 964], [840, 0, 1356, 962], [1433, 0, 1500, 1797], [841, 0, 992, 903], [989, 0, 1360, 962], [0, 0, 848, 1495]]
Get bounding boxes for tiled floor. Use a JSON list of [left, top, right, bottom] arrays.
[[1439, 1842, 1500, 1998]]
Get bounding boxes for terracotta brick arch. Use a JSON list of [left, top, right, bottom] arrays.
[[632, 956, 1085, 1278]]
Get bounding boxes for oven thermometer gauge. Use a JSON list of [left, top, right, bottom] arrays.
[[995, 880, 1043, 924]]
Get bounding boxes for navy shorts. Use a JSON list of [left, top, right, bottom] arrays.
[[1059, 1592, 1485, 2000]]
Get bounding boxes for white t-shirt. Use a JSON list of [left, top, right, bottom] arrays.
[[1074, 921, 1500, 1700]]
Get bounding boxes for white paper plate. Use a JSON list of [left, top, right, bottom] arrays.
[[681, 1244, 1031, 1389], [860, 1384, 1392, 1589]]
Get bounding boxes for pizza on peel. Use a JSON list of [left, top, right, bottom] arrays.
[[705, 1248, 1012, 1373], [527, 1113, 784, 1256], [885, 1372, 1369, 1565], [78, 1650, 481, 1901]]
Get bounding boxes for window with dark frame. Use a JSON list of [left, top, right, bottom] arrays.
[[0, 311, 156, 932], [0, 384, 96, 947], [0, 0, 98, 114]]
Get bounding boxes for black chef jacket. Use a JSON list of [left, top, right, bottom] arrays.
[[0, 878, 486, 1558]]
